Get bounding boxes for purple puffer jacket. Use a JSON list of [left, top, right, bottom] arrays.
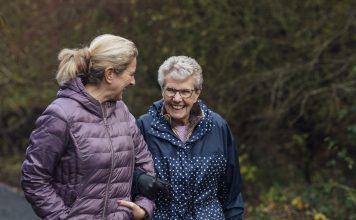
[[22, 77, 155, 220]]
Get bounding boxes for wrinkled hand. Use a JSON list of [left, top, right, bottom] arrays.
[[138, 174, 170, 200], [118, 200, 146, 220]]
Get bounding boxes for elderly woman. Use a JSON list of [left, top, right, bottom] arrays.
[[22, 34, 155, 220], [136, 56, 244, 219]]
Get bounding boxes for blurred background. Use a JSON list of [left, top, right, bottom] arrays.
[[0, 0, 355, 219]]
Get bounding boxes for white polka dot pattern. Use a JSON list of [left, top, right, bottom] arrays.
[[153, 155, 227, 220]]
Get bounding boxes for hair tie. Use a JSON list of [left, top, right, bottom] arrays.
[[82, 47, 92, 74]]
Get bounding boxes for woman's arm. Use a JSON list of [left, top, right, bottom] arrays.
[[219, 123, 244, 220], [21, 104, 70, 220], [128, 113, 156, 219]]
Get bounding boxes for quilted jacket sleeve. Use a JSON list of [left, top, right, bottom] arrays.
[[219, 123, 244, 220], [128, 113, 156, 219], [21, 103, 70, 220]]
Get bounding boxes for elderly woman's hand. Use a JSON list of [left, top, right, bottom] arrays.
[[117, 200, 147, 220], [137, 173, 170, 200]]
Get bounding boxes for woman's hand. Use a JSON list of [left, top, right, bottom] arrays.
[[137, 173, 170, 200], [117, 200, 146, 220]]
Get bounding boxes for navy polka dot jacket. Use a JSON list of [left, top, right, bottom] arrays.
[[137, 99, 244, 220]]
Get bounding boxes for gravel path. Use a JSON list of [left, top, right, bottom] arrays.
[[0, 184, 39, 220]]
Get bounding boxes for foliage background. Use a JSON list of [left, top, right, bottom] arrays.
[[0, 0, 355, 219]]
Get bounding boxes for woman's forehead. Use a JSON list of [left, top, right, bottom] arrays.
[[164, 75, 195, 88]]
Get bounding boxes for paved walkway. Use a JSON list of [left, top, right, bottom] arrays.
[[0, 184, 39, 220]]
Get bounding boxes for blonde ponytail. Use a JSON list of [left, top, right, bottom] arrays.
[[56, 47, 91, 84]]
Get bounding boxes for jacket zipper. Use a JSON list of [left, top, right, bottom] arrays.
[[101, 103, 115, 220]]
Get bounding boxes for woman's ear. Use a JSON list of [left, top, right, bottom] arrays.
[[193, 89, 201, 103], [104, 67, 115, 83]]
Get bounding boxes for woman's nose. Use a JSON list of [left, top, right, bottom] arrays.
[[173, 92, 182, 101], [130, 76, 136, 86]]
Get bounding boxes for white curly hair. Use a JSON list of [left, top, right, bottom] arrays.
[[157, 56, 203, 90]]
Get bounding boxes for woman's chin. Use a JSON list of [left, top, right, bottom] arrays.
[[171, 115, 189, 125]]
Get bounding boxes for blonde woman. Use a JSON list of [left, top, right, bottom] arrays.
[[22, 34, 155, 220]]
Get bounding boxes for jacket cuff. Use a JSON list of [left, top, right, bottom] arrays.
[[135, 196, 155, 219]]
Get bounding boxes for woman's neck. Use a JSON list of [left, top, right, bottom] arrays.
[[85, 83, 110, 103]]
